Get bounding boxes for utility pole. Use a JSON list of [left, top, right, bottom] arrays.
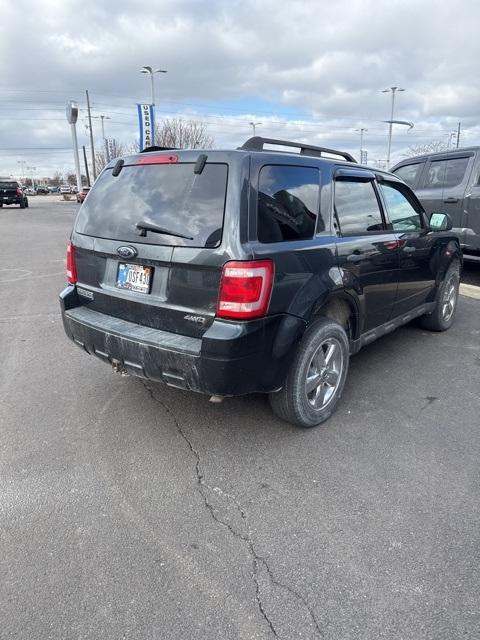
[[82, 145, 91, 187], [85, 90, 96, 180], [456, 122, 461, 148], [382, 86, 405, 167]]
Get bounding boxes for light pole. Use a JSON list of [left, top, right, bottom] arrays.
[[356, 128, 368, 163], [92, 114, 111, 161], [382, 86, 405, 167], [17, 160, 27, 185], [249, 121, 262, 136], [140, 66, 167, 106], [27, 166, 36, 191]]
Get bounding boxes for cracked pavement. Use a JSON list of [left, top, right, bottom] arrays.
[[1, 201, 479, 639]]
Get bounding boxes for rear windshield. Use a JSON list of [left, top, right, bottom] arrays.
[[0, 182, 18, 189], [75, 163, 228, 248]]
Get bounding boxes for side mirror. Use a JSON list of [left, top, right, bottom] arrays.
[[429, 212, 453, 232]]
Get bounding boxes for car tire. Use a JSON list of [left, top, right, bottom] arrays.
[[419, 261, 460, 332], [269, 317, 350, 428], [19, 200, 25, 209], [24, 199, 29, 208]]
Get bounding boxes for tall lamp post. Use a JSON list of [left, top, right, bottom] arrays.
[[140, 66, 167, 106], [249, 121, 262, 136], [356, 128, 368, 163], [27, 166, 36, 191], [17, 160, 27, 185], [382, 86, 405, 167], [92, 114, 111, 161]]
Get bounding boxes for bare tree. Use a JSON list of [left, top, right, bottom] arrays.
[[154, 118, 214, 149], [95, 139, 126, 174], [51, 171, 62, 186], [404, 140, 448, 157]]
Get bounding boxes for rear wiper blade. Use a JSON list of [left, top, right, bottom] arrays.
[[136, 220, 193, 240]]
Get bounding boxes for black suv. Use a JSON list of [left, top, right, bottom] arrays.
[[60, 137, 462, 427], [0, 180, 28, 208]]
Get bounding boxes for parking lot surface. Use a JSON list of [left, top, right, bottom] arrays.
[[1, 199, 479, 640]]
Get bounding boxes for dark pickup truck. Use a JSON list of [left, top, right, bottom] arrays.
[[0, 180, 28, 208]]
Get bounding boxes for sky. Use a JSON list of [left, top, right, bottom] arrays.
[[1, 0, 479, 180]]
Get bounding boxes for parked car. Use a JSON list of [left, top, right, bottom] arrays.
[[60, 137, 462, 428], [49, 186, 60, 193], [60, 185, 71, 194], [391, 147, 480, 258], [0, 179, 28, 208], [36, 186, 49, 195], [76, 187, 90, 203]]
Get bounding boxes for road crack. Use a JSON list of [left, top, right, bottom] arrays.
[[140, 380, 322, 639]]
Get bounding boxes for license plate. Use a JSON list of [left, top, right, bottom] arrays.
[[116, 263, 152, 293]]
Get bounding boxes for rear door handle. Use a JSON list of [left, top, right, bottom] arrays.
[[443, 197, 459, 203], [402, 246, 416, 254]]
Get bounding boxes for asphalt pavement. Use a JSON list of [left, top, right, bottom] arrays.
[[1, 198, 479, 640]]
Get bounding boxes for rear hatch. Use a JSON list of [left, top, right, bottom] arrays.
[[0, 181, 19, 202], [72, 153, 230, 338]]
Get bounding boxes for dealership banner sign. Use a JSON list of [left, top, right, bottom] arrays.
[[137, 104, 155, 150]]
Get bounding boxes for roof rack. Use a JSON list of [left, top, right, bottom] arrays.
[[240, 136, 356, 163]]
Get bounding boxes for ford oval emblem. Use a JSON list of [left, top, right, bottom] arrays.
[[117, 245, 137, 259]]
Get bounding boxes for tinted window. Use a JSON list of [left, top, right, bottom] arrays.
[[0, 182, 18, 189], [422, 157, 470, 189], [75, 163, 228, 248], [257, 165, 320, 243], [392, 163, 421, 187], [380, 183, 422, 231], [335, 180, 384, 235]]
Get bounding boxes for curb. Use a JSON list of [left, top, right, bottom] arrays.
[[460, 283, 480, 300]]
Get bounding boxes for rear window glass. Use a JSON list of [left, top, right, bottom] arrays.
[[0, 182, 18, 189], [257, 165, 321, 243], [421, 156, 470, 190], [75, 163, 228, 248], [392, 163, 421, 187]]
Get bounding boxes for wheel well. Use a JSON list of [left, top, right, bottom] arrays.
[[311, 296, 357, 340]]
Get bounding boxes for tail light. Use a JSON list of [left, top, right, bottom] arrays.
[[217, 260, 274, 319], [16, 189, 22, 197], [66, 242, 77, 284]]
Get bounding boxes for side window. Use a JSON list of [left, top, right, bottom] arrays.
[[380, 183, 422, 231], [257, 165, 321, 243], [392, 163, 421, 187], [422, 156, 470, 190], [334, 180, 385, 235]]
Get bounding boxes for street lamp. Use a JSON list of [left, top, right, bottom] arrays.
[[140, 66, 167, 106], [92, 114, 112, 161], [27, 166, 36, 191], [17, 160, 27, 185], [249, 121, 262, 136], [382, 86, 405, 167], [356, 128, 368, 163]]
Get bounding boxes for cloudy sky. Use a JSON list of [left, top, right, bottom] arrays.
[[1, 0, 479, 179]]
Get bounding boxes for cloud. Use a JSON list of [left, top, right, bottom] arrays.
[[0, 0, 479, 176]]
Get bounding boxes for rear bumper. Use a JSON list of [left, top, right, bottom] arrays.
[[60, 286, 305, 396]]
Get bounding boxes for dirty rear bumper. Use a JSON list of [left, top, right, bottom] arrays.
[[60, 286, 305, 396]]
